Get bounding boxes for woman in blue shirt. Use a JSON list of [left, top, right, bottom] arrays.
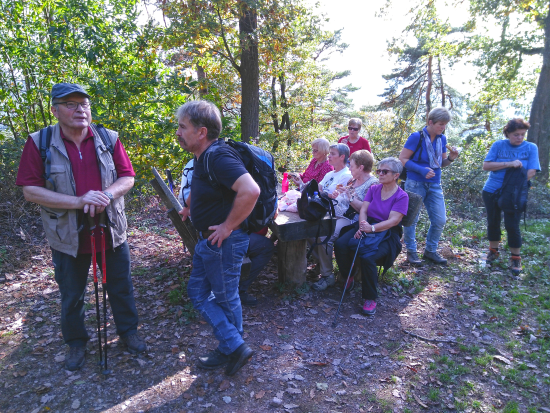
[[399, 107, 459, 265], [482, 118, 540, 276]]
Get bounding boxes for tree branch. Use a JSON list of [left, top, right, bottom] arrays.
[[216, 7, 241, 74]]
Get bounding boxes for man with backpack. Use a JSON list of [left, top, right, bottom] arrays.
[[482, 118, 540, 276], [176, 100, 260, 376], [16, 83, 146, 371], [178, 159, 275, 307]]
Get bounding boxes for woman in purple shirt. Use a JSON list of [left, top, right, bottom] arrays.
[[334, 157, 408, 316]]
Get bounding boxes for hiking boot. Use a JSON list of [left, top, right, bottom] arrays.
[[312, 274, 335, 291], [510, 255, 522, 277], [486, 248, 500, 265], [225, 343, 254, 376], [121, 333, 147, 354], [361, 300, 377, 316], [423, 250, 447, 265], [240, 292, 258, 307], [198, 349, 230, 370], [65, 346, 86, 371], [406, 251, 422, 265], [344, 276, 355, 293]]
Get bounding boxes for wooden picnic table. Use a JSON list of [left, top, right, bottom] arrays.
[[269, 210, 336, 285]]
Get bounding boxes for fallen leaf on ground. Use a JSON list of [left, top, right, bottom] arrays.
[[259, 345, 272, 351], [413, 393, 428, 408], [493, 355, 511, 365], [255, 390, 265, 399], [218, 380, 231, 391]]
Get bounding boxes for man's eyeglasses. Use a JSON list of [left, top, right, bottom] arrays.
[[55, 101, 91, 110], [348, 126, 359, 131], [376, 169, 394, 176]]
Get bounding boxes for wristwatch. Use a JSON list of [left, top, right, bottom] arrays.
[[103, 191, 114, 201], [371, 225, 376, 233], [447, 156, 455, 162]]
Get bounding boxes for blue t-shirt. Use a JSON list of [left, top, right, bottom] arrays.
[[403, 127, 447, 184], [483, 139, 540, 193]]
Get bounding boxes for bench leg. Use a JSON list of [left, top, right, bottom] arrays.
[[277, 239, 307, 285]]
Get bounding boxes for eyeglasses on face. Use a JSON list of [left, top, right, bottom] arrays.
[[348, 126, 359, 131], [55, 101, 91, 110], [376, 169, 394, 176], [312, 148, 319, 153]]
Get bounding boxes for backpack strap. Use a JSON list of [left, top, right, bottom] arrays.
[[411, 130, 424, 162], [93, 124, 115, 155], [39, 126, 55, 191]]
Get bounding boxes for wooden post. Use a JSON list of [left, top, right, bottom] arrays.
[[276, 239, 307, 285], [269, 211, 336, 285], [149, 178, 198, 256]]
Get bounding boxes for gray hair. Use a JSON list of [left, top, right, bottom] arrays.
[[176, 100, 222, 141], [378, 157, 403, 175], [428, 107, 451, 124], [330, 143, 350, 164]]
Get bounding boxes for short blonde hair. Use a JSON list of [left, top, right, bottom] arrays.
[[348, 118, 362, 128], [349, 150, 374, 173], [311, 138, 330, 156]]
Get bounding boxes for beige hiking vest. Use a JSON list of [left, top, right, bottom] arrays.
[[30, 124, 128, 257]]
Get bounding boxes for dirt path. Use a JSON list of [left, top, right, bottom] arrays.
[[1, 209, 549, 413]]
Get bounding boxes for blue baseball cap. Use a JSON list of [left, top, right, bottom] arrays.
[[51, 83, 91, 100]]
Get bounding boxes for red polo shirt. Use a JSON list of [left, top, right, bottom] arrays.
[[16, 127, 135, 254], [338, 135, 372, 155]]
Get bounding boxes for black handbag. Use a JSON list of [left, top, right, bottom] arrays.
[[297, 179, 337, 258], [297, 179, 335, 221]]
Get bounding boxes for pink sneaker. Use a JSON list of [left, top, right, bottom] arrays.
[[344, 276, 355, 293], [362, 300, 377, 316]]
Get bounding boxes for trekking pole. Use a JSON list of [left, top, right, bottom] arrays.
[[99, 211, 111, 375], [165, 169, 174, 194], [332, 232, 364, 327], [87, 213, 104, 368]]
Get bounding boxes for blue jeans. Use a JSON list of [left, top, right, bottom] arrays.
[[52, 241, 139, 348], [239, 233, 275, 293], [188, 229, 249, 355], [403, 179, 446, 253]]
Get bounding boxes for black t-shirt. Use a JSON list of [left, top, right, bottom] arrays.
[[190, 140, 248, 231]]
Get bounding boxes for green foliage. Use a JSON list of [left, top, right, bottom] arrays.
[[0, 0, 193, 192]]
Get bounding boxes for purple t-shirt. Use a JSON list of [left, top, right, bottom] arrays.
[[364, 184, 409, 222]]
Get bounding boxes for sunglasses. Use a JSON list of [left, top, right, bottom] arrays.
[[376, 169, 394, 176], [348, 126, 360, 131]]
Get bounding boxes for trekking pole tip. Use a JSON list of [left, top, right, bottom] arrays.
[[102, 369, 111, 375]]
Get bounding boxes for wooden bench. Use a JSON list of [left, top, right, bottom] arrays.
[[149, 171, 251, 276], [269, 210, 336, 286]]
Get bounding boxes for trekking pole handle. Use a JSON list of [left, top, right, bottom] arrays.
[[87, 213, 96, 231], [166, 169, 174, 194], [99, 211, 107, 228]]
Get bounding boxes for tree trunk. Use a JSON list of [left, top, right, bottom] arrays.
[[196, 64, 208, 98], [271, 76, 280, 133], [279, 74, 290, 131], [239, 2, 259, 143], [438, 57, 445, 107], [527, 7, 550, 182], [425, 55, 433, 120]]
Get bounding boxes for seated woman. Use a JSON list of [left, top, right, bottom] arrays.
[[290, 137, 333, 188], [328, 150, 379, 246], [334, 157, 408, 316]]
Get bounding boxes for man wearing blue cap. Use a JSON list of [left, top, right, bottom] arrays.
[[16, 83, 146, 371]]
